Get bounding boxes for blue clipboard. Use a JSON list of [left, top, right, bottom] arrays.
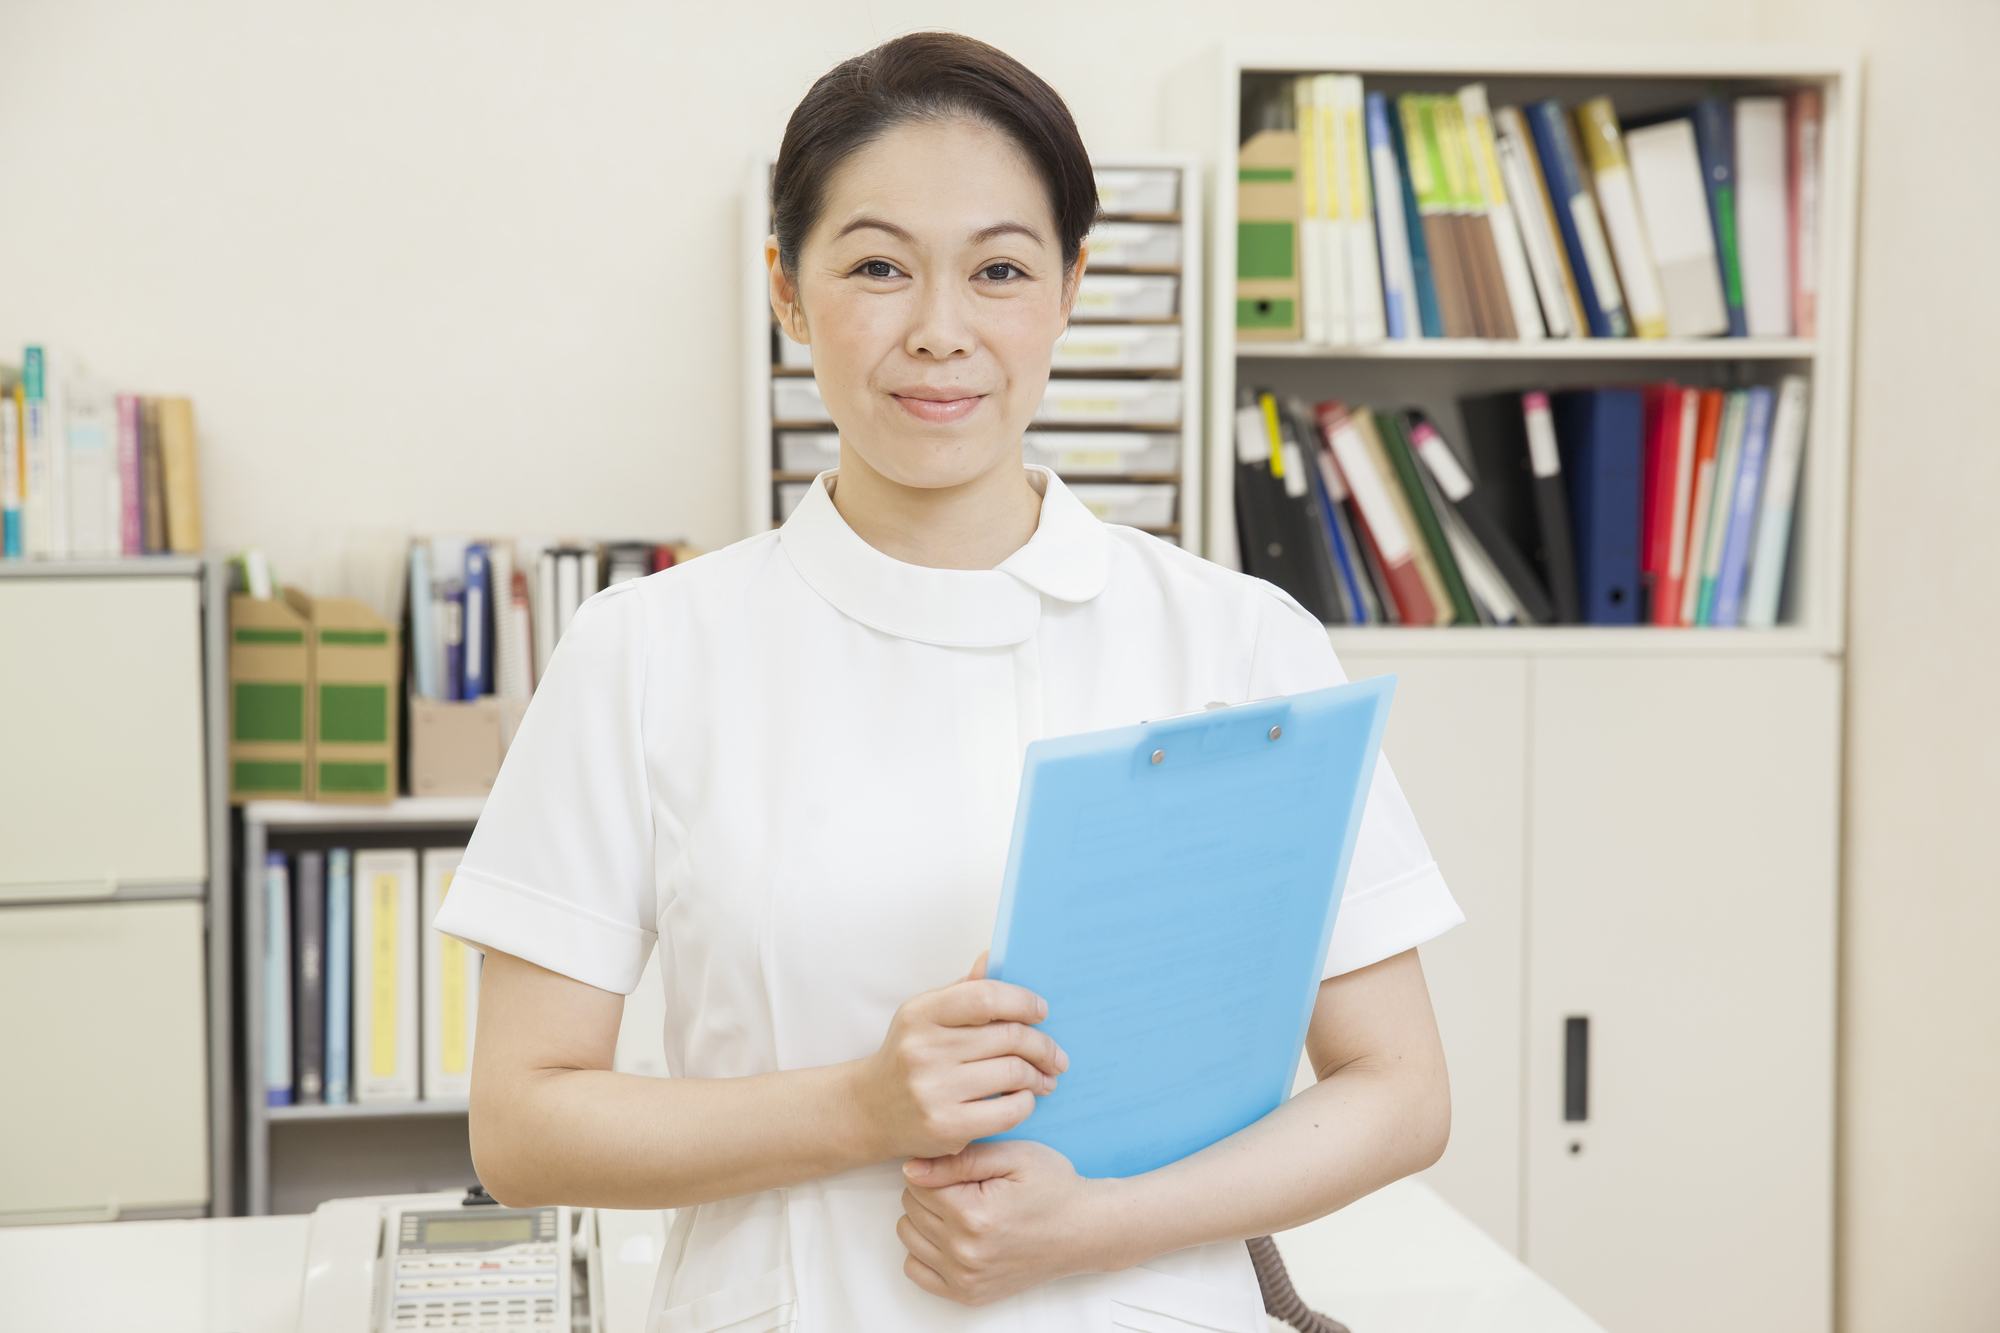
[[982, 677, 1395, 1179]]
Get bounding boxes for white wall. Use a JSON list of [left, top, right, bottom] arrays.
[[0, 0, 1756, 583], [5, 2, 1996, 1328]]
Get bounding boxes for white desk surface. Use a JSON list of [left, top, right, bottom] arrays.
[[0, 1178, 1603, 1333]]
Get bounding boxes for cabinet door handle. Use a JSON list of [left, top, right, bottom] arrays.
[[1564, 1016, 1589, 1122]]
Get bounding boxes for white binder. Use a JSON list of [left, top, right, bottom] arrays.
[[421, 847, 479, 1101], [353, 849, 420, 1102]]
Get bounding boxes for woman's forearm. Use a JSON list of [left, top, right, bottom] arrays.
[[1087, 1052, 1449, 1268], [471, 1060, 882, 1210]]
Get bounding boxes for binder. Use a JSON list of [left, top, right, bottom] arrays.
[[1576, 98, 1667, 339], [1366, 91, 1423, 340], [982, 680, 1395, 1179], [1734, 97, 1793, 338], [1376, 411, 1476, 623], [353, 848, 420, 1103], [1677, 390, 1729, 626], [462, 544, 493, 699], [1694, 391, 1751, 625], [422, 847, 479, 1101], [407, 542, 440, 701], [1626, 117, 1731, 339], [1496, 105, 1587, 339], [0, 384, 18, 557], [1525, 101, 1631, 338], [1458, 84, 1547, 341], [1315, 402, 1439, 626], [1292, 401, 1371, 623], [1385, 95, 1444, 338], [1400, 96, 1475, 339], [265, 852, 293, 1108], [442, 582, 466, 702], [1788, 91, 1823, 338], [1232, 392, 1341, 623], [1743, 375, 1812, 628], [1459, 392, 1582, 623], [1711, 385, 1778, 627], [1691, 99, 1749, 337], [293, 850, 327, 1105], [1408, 414, 1556, 623], [1650, 388, 1704, 626], [326, 848, 353, 1105], [1551, 388, 1646, 625], [1338, 75, 1388, 343]]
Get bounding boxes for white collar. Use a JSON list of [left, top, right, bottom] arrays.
[[778, 465, 1110, 647]]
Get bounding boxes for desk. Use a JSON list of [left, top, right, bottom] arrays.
[[0, 1179, 1602, 1332]]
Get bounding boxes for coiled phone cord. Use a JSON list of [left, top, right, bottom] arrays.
[[1247, 1235, 1351, 1333]]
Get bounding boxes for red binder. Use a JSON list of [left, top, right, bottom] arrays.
[[1313, 401, 1439, 628]]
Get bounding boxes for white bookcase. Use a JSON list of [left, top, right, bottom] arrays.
[[1167, 43, 1859, 1333], [239, 797, 483, 1216], [741, 155, 1204, 549]]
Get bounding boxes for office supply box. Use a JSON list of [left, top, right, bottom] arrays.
[[230, 589, 315, 801], [312, 596, 400, 804]]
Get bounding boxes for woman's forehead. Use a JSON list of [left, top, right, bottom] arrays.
[[816, 117, 1058, 248]]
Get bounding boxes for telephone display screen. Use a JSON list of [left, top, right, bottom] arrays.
[[422, 1216, 536, 1243]]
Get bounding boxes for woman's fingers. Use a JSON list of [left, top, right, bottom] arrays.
[[927, 978, 1047, 1029], [957, 1054, 1056, 1102], [952, 1020, 1067, 1078], [952, 1088, 1038, 1140]]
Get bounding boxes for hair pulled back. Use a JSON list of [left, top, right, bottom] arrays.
[[773, 32, 1098, 277]]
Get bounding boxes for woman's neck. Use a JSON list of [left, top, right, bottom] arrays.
[[829, 443, 1044, 570]]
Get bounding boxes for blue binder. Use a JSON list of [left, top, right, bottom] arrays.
[[1552, 388, 1645, 625], [983, 678, 1395, 1179]]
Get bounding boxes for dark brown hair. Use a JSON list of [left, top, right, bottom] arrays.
[[773, 32, 1097, 277]]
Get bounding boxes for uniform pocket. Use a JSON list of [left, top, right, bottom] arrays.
[[653, 1265, 796, 1333], [1105, 1262, 1265, 1333]]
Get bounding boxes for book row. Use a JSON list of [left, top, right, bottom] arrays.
[[405, 535, 697, 703], [1235, 374, 1810, 628], [263, 846, 474, 1107], [1238, 76, 1822, 344], [1, 347, 206, 559]]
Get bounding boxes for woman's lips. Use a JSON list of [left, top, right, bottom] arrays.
[[893, 393, 983, 424]]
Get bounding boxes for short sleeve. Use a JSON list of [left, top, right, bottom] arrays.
[[1246, 586, 1465, 978], [433, 582, 660, 994]]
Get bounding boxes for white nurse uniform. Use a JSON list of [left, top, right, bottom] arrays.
[[436, 466, 1462, 1333]]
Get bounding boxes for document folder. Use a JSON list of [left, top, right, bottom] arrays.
[[984, 677, 1395, 1178]]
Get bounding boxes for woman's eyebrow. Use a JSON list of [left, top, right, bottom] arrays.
[[834, 216, 915, 243], [968, 221, 1044, 246]]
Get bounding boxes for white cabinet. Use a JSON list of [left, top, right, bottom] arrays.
[[1525, 656, 1838, 1333], [0, 900, 211, 1216], [0, 576, 207, 893], [1334, 648, 1838, 1332], [1340, 652, 1527, 1252], [0, 563, 223, 1221]]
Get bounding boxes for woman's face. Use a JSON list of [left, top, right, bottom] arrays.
[[770, 116, 1078, 491]]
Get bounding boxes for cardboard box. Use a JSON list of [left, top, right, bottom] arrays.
[[229, 589, 314, 801], [311, 596, 400, 804], [408, 696, 527, 798]]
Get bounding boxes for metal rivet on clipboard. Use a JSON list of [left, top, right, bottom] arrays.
[[1151, 749, 1165, 765], [1269, 726, 1282, 740]]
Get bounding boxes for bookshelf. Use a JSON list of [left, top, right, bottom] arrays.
[[741, 155, 1204, 550], [239, 797, 485, 1216], [1167, 43, 1857, 1333]]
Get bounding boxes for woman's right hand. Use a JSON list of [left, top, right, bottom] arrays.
[[852, 953, 1069, 1161]]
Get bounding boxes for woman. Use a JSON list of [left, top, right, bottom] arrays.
[[441, 31, 1461, 1333]]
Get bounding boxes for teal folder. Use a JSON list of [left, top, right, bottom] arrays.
[[984, 677, 1395, 1178]]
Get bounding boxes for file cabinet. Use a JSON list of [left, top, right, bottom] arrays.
[[0, 560, 231, 1222], [1340, 645, 1838, 1333]]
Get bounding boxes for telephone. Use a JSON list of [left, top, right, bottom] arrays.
[[298, 1185, 664, 1333]]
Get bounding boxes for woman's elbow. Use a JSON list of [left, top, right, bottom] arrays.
[[468, 1092, 551, 1207], [1407, 1059, 1452, 1173]]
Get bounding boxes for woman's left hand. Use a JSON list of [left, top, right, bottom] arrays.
[[897, 1140, 1117, 1305]]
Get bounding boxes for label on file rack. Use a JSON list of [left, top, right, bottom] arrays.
[[1522, 393, 1562, 479]]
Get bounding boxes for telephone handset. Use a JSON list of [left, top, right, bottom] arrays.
[[298, 1186, 607, 1333]]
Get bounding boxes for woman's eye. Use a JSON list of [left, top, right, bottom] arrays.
[[860, 260, 900, 280], [982, 263, 1022, 281]]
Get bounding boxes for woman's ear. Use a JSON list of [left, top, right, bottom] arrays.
[[767, 236, 809, 344], [1058, 241, 1089, 327]]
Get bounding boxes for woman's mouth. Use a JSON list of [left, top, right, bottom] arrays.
[[893, 393, 984, 424]]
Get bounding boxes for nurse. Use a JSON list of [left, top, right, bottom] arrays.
[[441, 30, 1464, 1333]]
